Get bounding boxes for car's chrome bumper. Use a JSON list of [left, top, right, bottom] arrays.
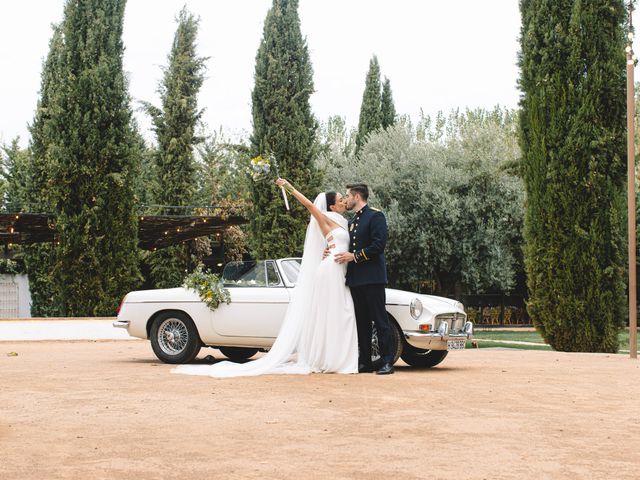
[[404, 321, 473, 351], [113, 320, 130, 329]]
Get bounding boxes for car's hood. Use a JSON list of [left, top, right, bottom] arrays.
[[385, 288, 462, 312], [124, 287, 199, 303]]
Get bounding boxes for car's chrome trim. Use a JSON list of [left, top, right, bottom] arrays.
[[404, 330, 472, 341], [113, 320, 130, 329]]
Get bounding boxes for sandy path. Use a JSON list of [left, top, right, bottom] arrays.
[[1, 341, 638, 480]]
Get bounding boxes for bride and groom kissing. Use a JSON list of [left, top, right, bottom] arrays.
[[172, 180, 395, 378]]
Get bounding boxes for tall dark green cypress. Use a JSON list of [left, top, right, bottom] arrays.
[[355, 56, 382, 155], [519, 0, 627, 352], [45, 0, 141, 315], [380, 77, 396, 129], [249, 0, 321, 259], [144, 8, 206, 288], [24, 25, 64, 316]]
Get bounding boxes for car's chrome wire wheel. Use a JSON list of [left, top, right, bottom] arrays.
[[157, 318, 189, 355]]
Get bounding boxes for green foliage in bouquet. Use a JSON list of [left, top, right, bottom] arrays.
[[184, 265, 231, 311]]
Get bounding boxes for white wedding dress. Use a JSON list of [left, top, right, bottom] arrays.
[[171, 193, 359, 377]]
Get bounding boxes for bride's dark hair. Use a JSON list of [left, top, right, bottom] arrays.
[[325, 191, 337, 211]]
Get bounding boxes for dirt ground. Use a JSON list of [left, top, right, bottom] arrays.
[[1, 341, 639, 480]]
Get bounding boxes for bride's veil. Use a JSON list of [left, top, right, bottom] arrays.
[[172, 193, 339, 377]]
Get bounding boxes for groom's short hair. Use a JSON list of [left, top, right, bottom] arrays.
[[346, 183, 369, 201]]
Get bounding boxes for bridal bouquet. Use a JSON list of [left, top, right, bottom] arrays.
[[248, 154, 290, 210]]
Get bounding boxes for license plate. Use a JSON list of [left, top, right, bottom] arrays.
[[447, 339, 466, 351]]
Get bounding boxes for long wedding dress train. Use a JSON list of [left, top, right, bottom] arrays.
[[171, 193, 358, 377]]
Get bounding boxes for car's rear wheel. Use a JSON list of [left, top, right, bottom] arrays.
[[371, 316, 403, 369], [400, 343, 448, 368], [150, 311, 201, 364], [219, 347, 259, 362]]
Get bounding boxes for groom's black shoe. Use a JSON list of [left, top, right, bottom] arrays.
[[358, 363, 374, 373], [376, 362, 395, 375]]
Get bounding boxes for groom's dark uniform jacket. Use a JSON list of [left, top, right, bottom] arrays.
[[346, 204, 388, 287], [346, 203, 393, 367]]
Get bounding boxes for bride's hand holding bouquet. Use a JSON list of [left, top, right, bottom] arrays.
[[248, 154, 290, 211]]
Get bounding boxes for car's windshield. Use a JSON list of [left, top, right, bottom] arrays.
[[222, 260, 282, 287], [279, 259, 301, 285]]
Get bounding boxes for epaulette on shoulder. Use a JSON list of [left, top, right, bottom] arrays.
[[370, 207, 381, 212]]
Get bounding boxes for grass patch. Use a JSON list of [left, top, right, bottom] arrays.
[[469, 329, 639, 353], [473, 330, 544, 343], [465, 340, 551, 351]]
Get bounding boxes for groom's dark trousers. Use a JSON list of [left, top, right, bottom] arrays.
[[346, 204, 394, 368], [350, 284, 394, 367]]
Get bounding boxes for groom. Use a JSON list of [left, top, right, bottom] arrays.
[[334, 183, 395, 375]]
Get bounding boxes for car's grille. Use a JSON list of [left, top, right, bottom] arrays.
[[435, 312, 466, 332]]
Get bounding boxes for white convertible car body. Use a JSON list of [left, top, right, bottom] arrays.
[[115, 258, 473, 367]]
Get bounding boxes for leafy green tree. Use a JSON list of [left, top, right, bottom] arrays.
[[0, 139, 29, 277], [143, 7, 207, 288], [195, 129, 249, 206], [1, 138, 29, 212], [317, 116, 356, 190], [355, 56, 382, 155], [519, 0, 627, 352], [324, 109, 523, 296], [44, 0, 141, 315], [380, 77, 396, 129], [249, 0, 321, 259], [196, 130, 250, 263]]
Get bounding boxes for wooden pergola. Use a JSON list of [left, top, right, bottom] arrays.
[[0, 206, 247, 251]]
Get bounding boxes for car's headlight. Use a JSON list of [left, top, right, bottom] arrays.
[[410, 298, 423, 319]]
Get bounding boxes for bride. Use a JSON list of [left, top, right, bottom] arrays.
[[171, 178, 359, 377]]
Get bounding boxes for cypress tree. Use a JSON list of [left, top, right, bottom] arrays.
[[249, 0, 321, 259], [519, 0, 627, 352], [144, 8, 207, 288], [355, 56, 382, 155], [45, 0, 141, 315], [23, 25, 64, 316], [381, 77, 396, 129], [1, 138, 29, 212]]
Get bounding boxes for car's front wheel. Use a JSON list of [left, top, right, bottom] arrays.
[[150, 311, 201, 364], [400, 343, 448, 368], [218, 347, 259, 362], [371, 317, 403, 369]]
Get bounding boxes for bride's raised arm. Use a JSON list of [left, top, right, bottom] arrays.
[[276, 178, 333, 236]]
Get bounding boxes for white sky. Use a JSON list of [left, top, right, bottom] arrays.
[[1, 1, 638, 148]]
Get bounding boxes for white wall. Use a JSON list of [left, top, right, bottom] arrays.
[[0, 274, 32, 318]]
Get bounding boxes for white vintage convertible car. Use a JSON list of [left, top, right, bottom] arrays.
[[114, 258, 473, 368]]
